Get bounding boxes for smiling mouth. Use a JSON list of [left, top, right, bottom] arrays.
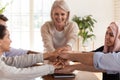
[[105, 41, 111, 44]]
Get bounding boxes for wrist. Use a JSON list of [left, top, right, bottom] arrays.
[[43, 52, 50, 60], [67, 53, 71, 60], [65, 45, 72, 51]]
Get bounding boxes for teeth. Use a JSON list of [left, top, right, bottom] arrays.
[[57, 20, 61, 22], [57, 21, 61, 23]]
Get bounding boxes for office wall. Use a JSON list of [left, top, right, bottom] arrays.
[[65, 0, 114, 50]]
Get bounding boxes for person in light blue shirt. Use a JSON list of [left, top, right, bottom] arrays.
[[4, 47, 28, 57], [55, 51, 120, 73], [94, 52, 120, 73], [4, 47, 38, 57], [55, 22, 120, 75]]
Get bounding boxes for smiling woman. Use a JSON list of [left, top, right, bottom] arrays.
[[40, 1, 79, 74], [41, 0, 78, 52], [93, 21, 120, 80]]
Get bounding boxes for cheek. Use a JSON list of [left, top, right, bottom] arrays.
[[110, 38, 115, 44], [52, 15, 57, 20], [3, 39, 11, 47], [54, 16, 58, 19], [4, 41, 11, 51], [64, 14, 68, 19], [64, 15, 68, 19]]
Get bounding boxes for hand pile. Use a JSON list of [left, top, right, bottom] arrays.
[[48, 46, 73, 74]]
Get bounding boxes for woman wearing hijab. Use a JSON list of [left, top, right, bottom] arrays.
[[92, 21, 120, 80]]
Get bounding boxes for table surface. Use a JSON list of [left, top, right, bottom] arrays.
[[41, 71, 102, 80]]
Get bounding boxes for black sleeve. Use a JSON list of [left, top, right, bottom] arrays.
[[91, 46, 104, 52]]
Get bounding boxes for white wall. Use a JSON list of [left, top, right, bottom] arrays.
[[65, 0, 114, 50]]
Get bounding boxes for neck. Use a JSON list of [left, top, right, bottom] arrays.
[[0, 53, 3, 56], [108, 46, 114, 52], [0, 49, 3, 56], [55, 24, 65, 31], [56, 26, 64, 31]]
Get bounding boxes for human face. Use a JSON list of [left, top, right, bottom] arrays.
[[52, 7, 68, 27], [105, 27, 115, 47], [0, 30, 11, 52], [0, 19, 6, 25]]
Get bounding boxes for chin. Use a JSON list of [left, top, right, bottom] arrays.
[[6, 48, 10, 52], [106, 44, 113, 47], [5, 50, 10, 52]]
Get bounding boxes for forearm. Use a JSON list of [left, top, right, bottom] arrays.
[[4, 54, 43, 68], [43, 51, 58, 61], [2, 62, 54, 79], [68, 52, 94, 66], [42, 38, 55, 52], [41, 25, 55, 52], [43, 52, 51, 60], [73, 64, 103, 72]]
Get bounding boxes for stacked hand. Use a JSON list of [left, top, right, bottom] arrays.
[[50, 47, 74, 73], [55, 65, 75, 74], [45, 45, 75, 73]]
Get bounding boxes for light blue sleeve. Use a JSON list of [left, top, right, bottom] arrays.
[[94, 52, 120, 73], [5, 47, 28, 57]]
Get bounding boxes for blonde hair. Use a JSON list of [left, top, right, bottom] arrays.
[[51, 0, 70, 22]]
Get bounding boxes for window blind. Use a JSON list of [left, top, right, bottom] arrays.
[[114, 0, 120, 21], [3, 0, 55, 51]]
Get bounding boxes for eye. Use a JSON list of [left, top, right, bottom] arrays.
[[109, 33, 114, 37], [61, 13, 65, 16], [54, 13, 59, 16]]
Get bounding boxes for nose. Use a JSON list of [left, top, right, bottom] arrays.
[[105, 33, 109, 39], [58, 15, 62, 19], [105, 34, 110, 40]]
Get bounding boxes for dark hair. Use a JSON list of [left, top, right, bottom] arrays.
[[0, 24, 7, 39], [0, 14, 8, 21]]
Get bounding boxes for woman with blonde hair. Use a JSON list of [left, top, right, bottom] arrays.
[[41, 0, 78, 52]]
